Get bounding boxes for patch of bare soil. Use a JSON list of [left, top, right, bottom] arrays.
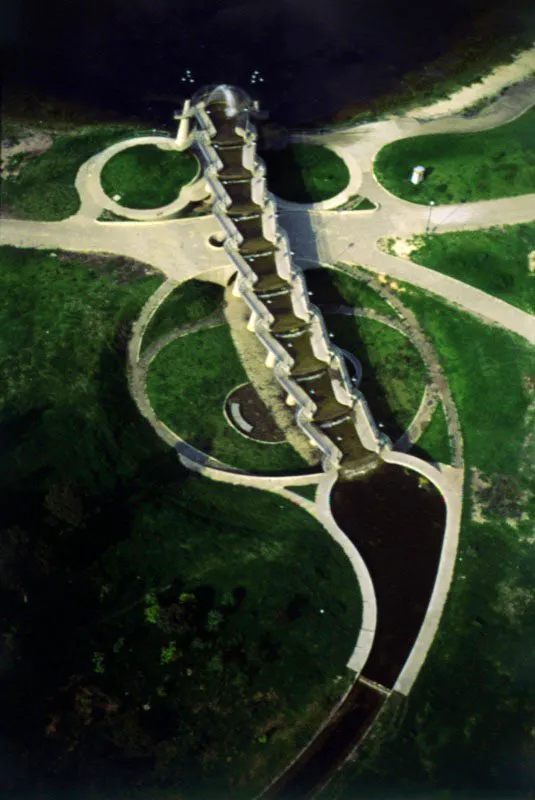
[[225, 383, 285, 443], [1, 132, 54, 179]]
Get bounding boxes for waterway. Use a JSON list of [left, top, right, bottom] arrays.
[[264, 463, 446, 798]]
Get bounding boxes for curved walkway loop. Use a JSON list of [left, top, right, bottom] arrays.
[[74, 135, 208, 221]]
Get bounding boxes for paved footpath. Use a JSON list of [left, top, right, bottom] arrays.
[[1, 68, 535, 343], [0, 216, 228, 281]]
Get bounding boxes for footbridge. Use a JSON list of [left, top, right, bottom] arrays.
[[175, 84, 389, 476]]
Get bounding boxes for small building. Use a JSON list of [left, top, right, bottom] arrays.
[[411, 165, 426, 185]]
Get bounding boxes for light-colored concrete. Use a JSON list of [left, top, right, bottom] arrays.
[[412, 47, 535, 119], [381, 451, 464, 695], [73, 135, 207, 221]]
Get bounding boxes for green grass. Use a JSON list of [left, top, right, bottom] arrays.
[[374, 106, 535, 204], [356, 197, 377, 210], [333, 195, 377, 211], [262, 143, 350, 203], [100, 144, 199, 208], [288, 484, 318, 502], [400, 287, 534, 474], [0, 245, 362, 797], [142, 279, 224, 353], [323, 293, 535, 800], [331, 268, 398, 317], [303, 24, 535, 130], [406, 223, 535, 314], [326, 315, 428, 442], [147, 325, 309, 474], [411, 401, 452, 464], [1, 125, 143, 220]]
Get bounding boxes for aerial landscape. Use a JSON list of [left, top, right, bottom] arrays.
[[1, 1, 534, 798]]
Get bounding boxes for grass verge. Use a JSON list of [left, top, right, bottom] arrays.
[[410, 401, 452, 464], [374, 106, 535, 204], [0, 245, 361, 798], [287, 484, 318, 502], [100, 144, 199, 209]]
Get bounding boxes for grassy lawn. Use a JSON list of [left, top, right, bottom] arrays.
[[406, 223, 535, 313], [100, 144, 199, 209], [0, 246, 361, 797], [147, 325, 309, 474], [326, 315, 428, 443], [262, 143, 350, 203], [374, 106, 535, 204], [322, 293, 535, 799], [1, 125, 144, 220], [142, 279, 224, 353]]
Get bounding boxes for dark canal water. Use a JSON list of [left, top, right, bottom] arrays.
[[3, 0, 532, 126], [265, 463, 446, 798]]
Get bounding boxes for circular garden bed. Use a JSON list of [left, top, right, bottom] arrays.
[[225, 383, 285, 443], [101, 144, 199, 209]]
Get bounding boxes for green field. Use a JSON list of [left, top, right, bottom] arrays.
[[406, 223, 535, 313], [141, 279, 224, 353], [374, 106, 535, 204], [100, 143, 199, 209], [323, 292, 535, 799], [147, 325, 309, 474], [0, 246, 361, 797], [1, 125, 143, 220], [262, 143, 350, 203]]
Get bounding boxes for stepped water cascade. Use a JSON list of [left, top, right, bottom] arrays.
[[176, 85, 391, 475]]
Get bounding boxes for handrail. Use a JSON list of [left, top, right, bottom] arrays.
[[188, 92, 376, 471]]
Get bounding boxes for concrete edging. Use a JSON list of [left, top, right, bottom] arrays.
[[381, 450, 464, 695]]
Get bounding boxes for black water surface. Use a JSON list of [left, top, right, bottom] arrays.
[[332, 465, 445, 688], [3, 0, 533, 126], [263, 465, 445, 798]]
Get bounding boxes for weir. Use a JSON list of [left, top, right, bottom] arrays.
[[175, 85, 390, 476]]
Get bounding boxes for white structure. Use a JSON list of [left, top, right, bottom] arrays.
[[174, 99, 192, 150], [411, 165, 426, 185]]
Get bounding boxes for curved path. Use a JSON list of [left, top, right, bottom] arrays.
[[74, 135, 208, 221], [2, 77, 534, 342]]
